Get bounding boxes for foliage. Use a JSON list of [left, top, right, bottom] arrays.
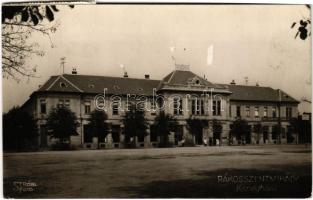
[[46, 106, 79, 145], [289, 117, 311, 144], [291, 5, 311, 40], [230, 119, 251, 144], [3, 106, 38, 151], [2, 5, 73, 81], [87, 110, 109, 148], [186, 117, 208, 145], [122, 104, 148, 147], [154, 111, 178, 147]]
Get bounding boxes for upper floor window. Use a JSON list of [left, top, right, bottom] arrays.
[[272, 107, 277, 118], [245, 106, 250, 117], [173, 97, 183, 115], [84, 101, 91, 114], [58, 99, 70, 108], [213, 100, 221, 116], [65, 100, 70, 108], [263, 107, 268, 117], [286, 107, 292, 118], [150, 99, 156, 115], [254, 107, 259, 118], [112, 102, 119, 115], [58, 99, 64, 108], [236, 106, 241, 117], [137, 101, 145, 111], [40, 99, 46, 114], [191, 99, 204, 115]]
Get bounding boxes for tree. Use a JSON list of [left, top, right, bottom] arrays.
[[122, 104, 148, 147], [230, 119, 251, 145], [87, 110, 109, 149], [289, 117, 311, 144], [46, 106, 79, 147], [212, 119, 223, 146], [154, 111, 178, 147], [186, 117, 208, 145], [291, 5, 311, 40], [3, 106, 38, 151], [2, 5, 73, 80], [253, 123, 263, 144]]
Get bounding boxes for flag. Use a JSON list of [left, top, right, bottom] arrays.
[[207, 45, 214, 66]]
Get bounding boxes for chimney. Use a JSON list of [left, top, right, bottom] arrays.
[[230, 80, 236, 85], [123, 71, 128, 78], [145, 74, 150, 79], [72, 68, 77, 75]]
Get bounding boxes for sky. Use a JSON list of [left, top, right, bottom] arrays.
[[2, 4, 312, 113]]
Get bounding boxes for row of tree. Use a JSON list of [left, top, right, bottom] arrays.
[[3, 105, 311, 151]]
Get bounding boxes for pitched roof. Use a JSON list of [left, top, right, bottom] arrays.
[[162, 70, 223, 88], [219, 84, 299, 103], [38, 74, 160, 96], [35, 71, 299, 103]]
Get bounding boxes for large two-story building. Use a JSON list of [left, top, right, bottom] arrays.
[[22, 65, 299, 148]]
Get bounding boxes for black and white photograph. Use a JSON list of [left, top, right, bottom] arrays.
[[1, 2, 312, 198]]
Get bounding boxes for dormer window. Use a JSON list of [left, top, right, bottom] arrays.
[[88, 84, 94, 89], [195, 80, 200, 85], [113, 85, 120, 90], [60, 82, 67, 88], [137, 88, 143, 91]]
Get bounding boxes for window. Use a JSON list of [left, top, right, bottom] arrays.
[[84, 101, 91, 114], [40, 99, 46, 114], [213, 100, 221, 116], [263, 107, 268, 117], [254, 107, 259, 118], [272, 107, 277, 118], [150, 99, 156, 115], [65, 100, 70, 108], [245, 106, 250, 117], [112, 102, 119, 115], [58, 99, 64, 108], [236, 106, 241, 117], [137, 101, 145, 111], [173, 97, 183, 115], [191, 99, 205, 115], [58, 99, 70, 108], [286, 107, 292, 118], [59, 82, 67, 88]]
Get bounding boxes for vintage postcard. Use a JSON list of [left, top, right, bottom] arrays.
[[2, 2, 312, 198]]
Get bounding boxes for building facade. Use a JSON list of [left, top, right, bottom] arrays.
[[22, 66, 299, 148]]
